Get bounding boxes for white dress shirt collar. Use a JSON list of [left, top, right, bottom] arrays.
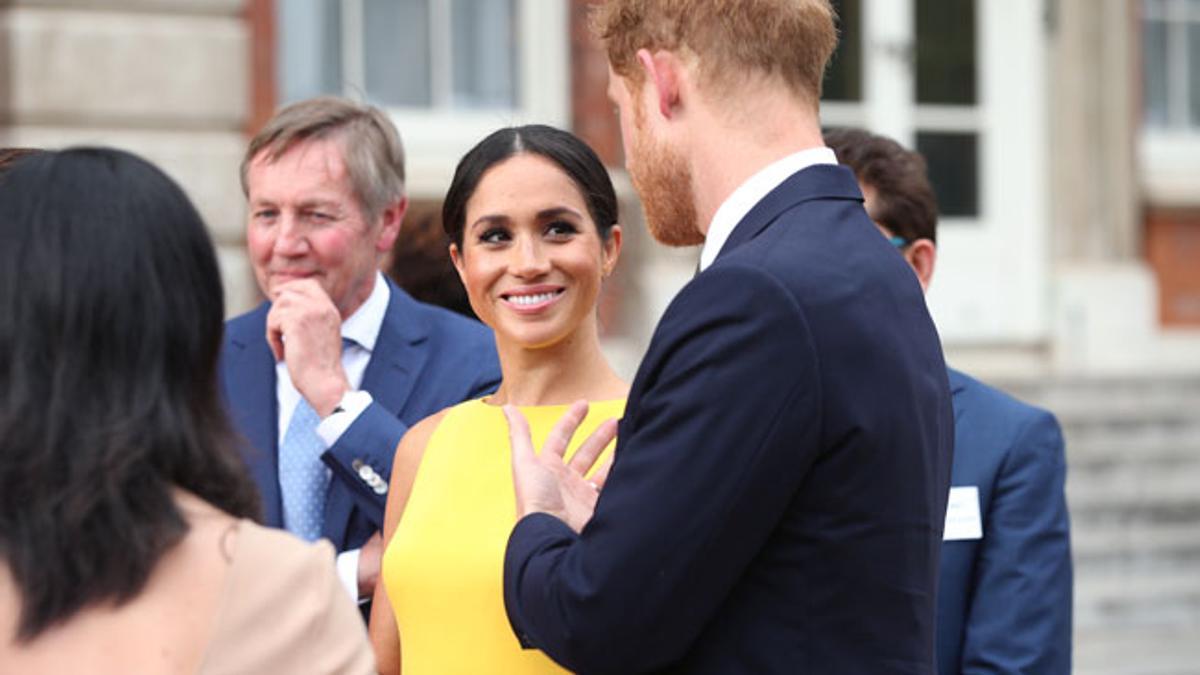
[[698, 146, 838, 272], [275, 271, 389, 438], [339, 271, 390, 353]]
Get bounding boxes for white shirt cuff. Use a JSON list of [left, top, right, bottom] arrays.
[[316, 390, 374, 447], [336, 547, 362, 600]]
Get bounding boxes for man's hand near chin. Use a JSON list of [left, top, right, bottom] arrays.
[[265, 278, 350, 416]]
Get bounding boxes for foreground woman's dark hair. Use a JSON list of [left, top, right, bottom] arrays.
[[0, 148, 260, 641]]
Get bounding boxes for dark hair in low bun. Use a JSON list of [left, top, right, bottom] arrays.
[[442, 125, 618, 248]]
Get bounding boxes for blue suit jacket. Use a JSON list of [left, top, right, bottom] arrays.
[[937, 369, 1072, 674], [504, 165, 956, 674], [219, 278, 500, 552]]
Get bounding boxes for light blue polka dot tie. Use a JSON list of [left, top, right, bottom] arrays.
[[278, 396, 329, 541]]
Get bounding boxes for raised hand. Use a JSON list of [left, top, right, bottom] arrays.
[[265, 278, 350, 416], [504, 401, 618, 533]]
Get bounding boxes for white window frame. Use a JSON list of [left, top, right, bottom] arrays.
[[1140, 0, 1200, 205], [330, 0, 569, 199], [822, 0, 1049, 344]]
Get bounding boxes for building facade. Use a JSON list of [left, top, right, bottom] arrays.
[[2, 1, 1197, 670], [4, 0, 1191, 378]]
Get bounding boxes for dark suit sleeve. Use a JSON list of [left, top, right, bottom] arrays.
[[322, 402, 409, 529], [504, 265, 823, 674], [960, 411, 1072, 674]]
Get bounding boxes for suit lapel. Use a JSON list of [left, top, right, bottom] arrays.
[[321, 280, 429, 545], [361, 279, 429, 423], [716, 164, 863, 263], [224, 304, 283, 526]]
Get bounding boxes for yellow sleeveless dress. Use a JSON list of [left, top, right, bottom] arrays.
[[381, 397, 625, 674]]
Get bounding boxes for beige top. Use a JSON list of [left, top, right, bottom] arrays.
[[199, 520, 376, 675], [0, 493, 374, 674]]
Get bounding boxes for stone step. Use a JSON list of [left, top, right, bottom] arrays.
[[1065, 437, 1200, 533], [1073, 522, 1200, 570], [1067, 466, 1200, 510], [1075, 569, 1200, 630], [1075, 624, 1200, 675], [995, 375, 1200, 404], [1068, 446, 1200, 478], [1066, 463, 1200, 506], [987, 376, 1200, 445], [1056, 403, 1200, 425], [982, 378, 1200, 673], [1065, 422, 1195, 449], [1067, 439, 1200, 465], [1068, 498, 1200, 530], [994, 378, 1200, 440]]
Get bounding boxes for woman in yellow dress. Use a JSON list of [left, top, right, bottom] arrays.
[[369, 125, 627, 674]]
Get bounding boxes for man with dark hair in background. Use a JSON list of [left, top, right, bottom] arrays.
[[220, 97, 500, 603], [826, 126, 1073, 675]]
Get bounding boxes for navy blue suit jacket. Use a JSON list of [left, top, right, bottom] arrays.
[[219, 278, 500, 552], [937, 369, 1072, 674], [503, 165, 955, 674]]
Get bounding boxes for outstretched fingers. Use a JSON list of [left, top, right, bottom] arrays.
[[503, 405, 535, 464], [588, 453, 615, 491], [542, 400, 590, 462], [567, 417, 618, 479]]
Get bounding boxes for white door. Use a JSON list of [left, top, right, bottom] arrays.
[[823, 0, 1050, 345]]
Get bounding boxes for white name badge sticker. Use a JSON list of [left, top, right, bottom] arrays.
[[943, 486, 983, 541]]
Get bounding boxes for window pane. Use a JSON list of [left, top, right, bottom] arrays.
[[277, 0, 342, 103], [823, 0, 862, 102], [915, 0, 976, 105], [1190, 23, 1200, 125], [916, 132, 979, 218], [451, 0, 518, 108], [1144, 19, 1170, 127], [364, 0, 432, 107]]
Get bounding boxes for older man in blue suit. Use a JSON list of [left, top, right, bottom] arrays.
[[826, 127, 1073, 674], [220, 97, 500, 602]]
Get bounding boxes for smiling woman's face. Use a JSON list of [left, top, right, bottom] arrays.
[[451, 153, 620, 352]]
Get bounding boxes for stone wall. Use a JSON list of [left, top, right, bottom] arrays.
[[1041, 0, 1200, 376], [0, 0, 259, 315]]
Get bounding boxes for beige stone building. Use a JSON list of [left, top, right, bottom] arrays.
[[0, 0, 258, 311], [4, 0, 1190, 377], [2, 0, 1197, 671]]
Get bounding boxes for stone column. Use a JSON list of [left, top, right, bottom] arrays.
[[0, 0, 259, 315], [1045, 0, 1166, 373], [1048, 0, 1140, 263]]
